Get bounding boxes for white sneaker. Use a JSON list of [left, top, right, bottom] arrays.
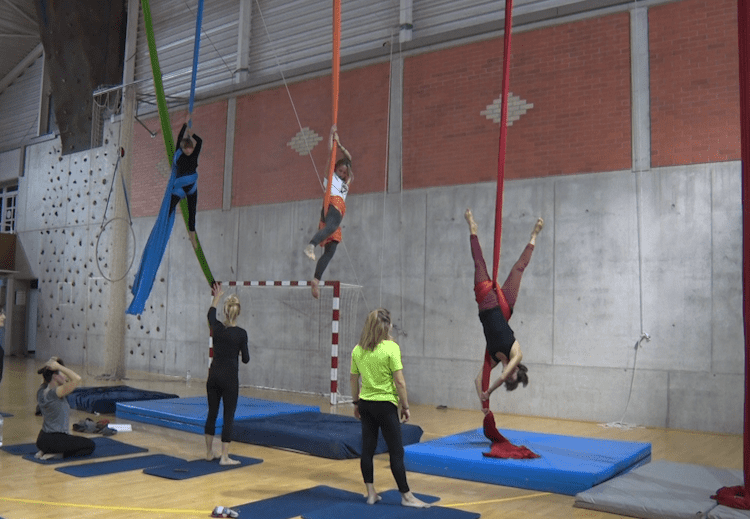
[[212, 506, 239, 518], [304, 244, 316, 261]]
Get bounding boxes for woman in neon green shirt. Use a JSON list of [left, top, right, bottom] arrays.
[[350, 308, 430, 508]]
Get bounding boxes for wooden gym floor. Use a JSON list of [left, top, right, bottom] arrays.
[[0, 356, 742, 519]]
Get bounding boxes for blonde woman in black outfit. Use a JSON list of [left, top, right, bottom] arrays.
[[205, 282, 250, 465]]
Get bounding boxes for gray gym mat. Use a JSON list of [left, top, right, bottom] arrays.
[[574, 460, 744, 519], [709, 504, 750, 519]]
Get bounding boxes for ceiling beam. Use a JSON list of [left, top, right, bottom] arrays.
[[0, 42, 42, 96], [1, 0, 37, 26]]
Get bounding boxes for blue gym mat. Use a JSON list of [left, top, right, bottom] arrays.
[[231, 411, 423, 459], [67, 385, 179, 414], [116, 396, 320, 435], [232, 486, 464, 519], [55, 454, 184, 477], [302, 490, 477, 519], [1, 437, 149, 464], [404, 427, 651, 496], [233, 485, 362, 519], [142, 454, 263, 479]]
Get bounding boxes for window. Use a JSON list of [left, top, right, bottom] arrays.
[[0, 185, 18, 233]]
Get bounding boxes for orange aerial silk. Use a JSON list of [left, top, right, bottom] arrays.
[[323, 0, 342, 216]]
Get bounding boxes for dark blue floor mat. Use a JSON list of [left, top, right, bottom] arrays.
[[2, 437, 148, 464], [143, 454, 262, 479], [67, 385, 179, 414], [231, 411, 423, 459], [301, 490, 474, 519], [55, 453, 184, 477], [232, 485, 364, 519]]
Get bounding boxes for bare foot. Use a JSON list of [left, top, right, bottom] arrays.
[[401, 492, 431, 508], [529, 217, 544, 245], [206, 452, 217, 461], [219, 456, 241, 466], [41, 452, 62, 460], [311, 278, 320, 299], [464, 209, 478, 235], [189, 231, 198, 249], [304, 244, 316, 261], [366, 493, 382, 505]]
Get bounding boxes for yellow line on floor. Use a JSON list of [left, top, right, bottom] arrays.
[[444, 491, 553, 507], [0, 496, 206, 514]]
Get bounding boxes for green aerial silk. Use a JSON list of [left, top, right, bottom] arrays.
[[140, 0, 214, 287]]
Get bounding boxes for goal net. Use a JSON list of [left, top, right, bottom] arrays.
[[215, 280, 366, 405]]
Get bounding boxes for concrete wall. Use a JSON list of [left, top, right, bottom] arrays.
[[16, 124, 743, 433]]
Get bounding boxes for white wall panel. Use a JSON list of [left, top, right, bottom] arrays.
[[247, 0, 398, 77], [412, 0, 632, 40], [0, 56, 41, 152], [134, 0, 239, 109]]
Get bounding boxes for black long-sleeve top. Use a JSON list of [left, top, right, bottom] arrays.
[[175, 124, 203, 178], [207, 307, 250, 372]]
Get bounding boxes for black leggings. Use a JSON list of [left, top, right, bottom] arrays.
[[359, 400, 409, 493], [310, 206, 342, 280], [310, 206, 342, 246], [169, 189, 198, 231], [205, 368, 239, 443], [36, 431, 95, 458], [314, 242, 338, 280]]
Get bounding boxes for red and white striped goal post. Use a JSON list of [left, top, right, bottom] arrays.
[[213, 280, 344, 405]]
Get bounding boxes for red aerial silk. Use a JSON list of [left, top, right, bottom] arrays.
[[482, 412, 539, 459], [481, 0, 514, 413], [479, 0, 538, 461], [711, 0, 750, 509]]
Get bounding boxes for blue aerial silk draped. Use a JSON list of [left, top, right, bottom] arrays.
[[127, 150, 197, 315]]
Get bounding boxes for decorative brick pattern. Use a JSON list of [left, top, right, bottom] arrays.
[[288, 127, 324, 156], [232, 63, 390, 207], [403, 12, 632, 188], [481, 93, 534, 125]]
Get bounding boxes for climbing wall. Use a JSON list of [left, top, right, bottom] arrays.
[[21, 123, 121, 367]]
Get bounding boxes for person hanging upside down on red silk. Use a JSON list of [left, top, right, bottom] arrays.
[[466, 208, 542, 460], [465, 208, 543, 412], [304, 125, 353, 299]]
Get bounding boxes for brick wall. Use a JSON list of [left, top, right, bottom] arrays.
[[133, 1, 742, 211], [649, 0, 739, 166], [131, 101, 227, 218], [232, 63, 390, 207], [403, 12, 632, 189]]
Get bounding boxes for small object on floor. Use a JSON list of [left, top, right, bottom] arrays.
[[73, 418, 98, 433], [95, 420, 117, 436], [212, 506, 239, 518], [436, 405, 448, 410]]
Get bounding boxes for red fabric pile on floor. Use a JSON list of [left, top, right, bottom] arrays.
[[712, 486, 750, 510], [482, 411, 539, 459]]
